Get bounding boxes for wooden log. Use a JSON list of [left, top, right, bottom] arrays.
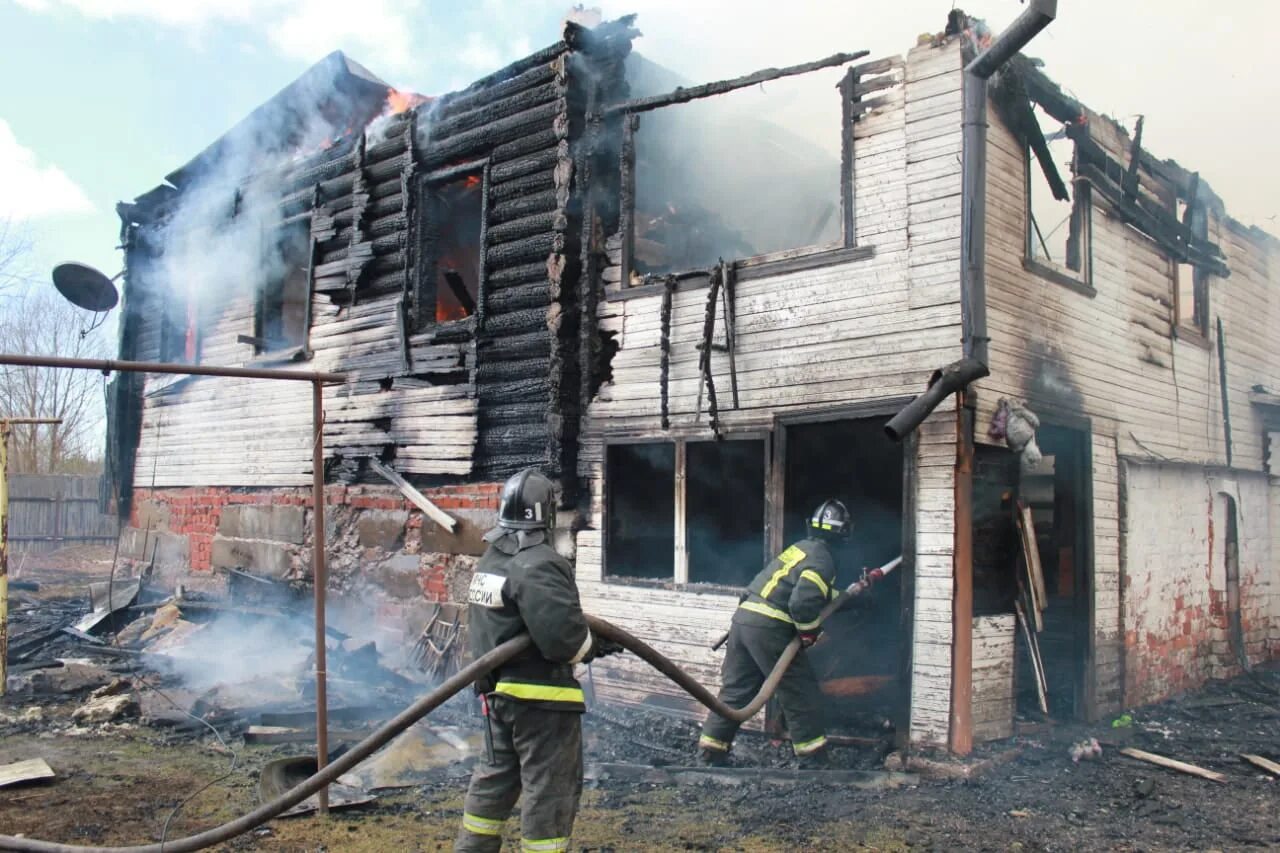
[[479, 401, 545, 425], [487, 212, 563, 244], [1240, 754, 1280, 776], [490, 129, 562, 167], [440, 42, 566, 110], [477, 359, 549, 383], [1119, 748, 1227, 784], [485, 282, 549, 314], [490, 189, 560, 224], [365, 151, 410, 185], [491, 146, 562, 184], [479, 306, 547, 336], [436, 61, 558, 121], [486, 262, 547, 290], [485, 233, 562, 271], [368, 458, 457, 532], [488, 171, 555, 203], [478, 329, 549, 360], [430, 80, 563, 141], [478, 377, 549, 404], [603, 51, 869, 117], [422, 100, 564, 169]]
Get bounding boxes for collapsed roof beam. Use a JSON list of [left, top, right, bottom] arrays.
[[601, 51, 870, 117]]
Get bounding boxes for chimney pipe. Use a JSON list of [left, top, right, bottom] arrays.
[[885, 0, 1057, 441]]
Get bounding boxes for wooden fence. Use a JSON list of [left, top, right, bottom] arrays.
[[5, 474, 116, 556]]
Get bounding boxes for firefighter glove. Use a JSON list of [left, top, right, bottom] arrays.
[[586, 637, 625, 661], [799, 630, 821, 648]]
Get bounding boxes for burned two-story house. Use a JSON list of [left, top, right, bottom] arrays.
[[108, 8, 1279, 753]]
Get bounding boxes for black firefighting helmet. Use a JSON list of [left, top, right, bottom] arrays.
[[496, 468, 556, 531], [808, 499, 852, 540]]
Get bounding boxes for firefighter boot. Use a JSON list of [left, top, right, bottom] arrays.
[[698, 747, 730, 767], [797, 747, 830, 769]]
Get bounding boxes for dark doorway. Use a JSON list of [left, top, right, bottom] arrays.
[[780, 417, 904, 732], [1016, 424, 1091, 720]]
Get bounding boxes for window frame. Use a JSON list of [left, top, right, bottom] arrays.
[[412, 158, 490, 332], [1023, 139, 1094, 296], [618, 64, 867, 288], [251, 220, 314, 356], [601, 432, 772, 591], [1173, 204, 1213, 346]]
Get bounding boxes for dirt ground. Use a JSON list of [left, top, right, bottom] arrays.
[[2, 549, 1278, 851]]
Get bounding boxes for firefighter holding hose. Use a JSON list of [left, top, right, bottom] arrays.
[[456, 468, 622, 853], [698, 499, 853, 768]]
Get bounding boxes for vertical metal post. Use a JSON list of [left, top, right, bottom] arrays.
[[0, 422, 9, 697], [311, 379, 329, 815]]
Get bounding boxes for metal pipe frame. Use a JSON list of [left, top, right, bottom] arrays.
[[0, 353, 343, 812]]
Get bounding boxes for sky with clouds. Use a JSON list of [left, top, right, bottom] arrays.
[[2, 0, 1278, 309]]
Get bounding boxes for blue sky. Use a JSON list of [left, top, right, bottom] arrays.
[[3, 0, 1278, 313]]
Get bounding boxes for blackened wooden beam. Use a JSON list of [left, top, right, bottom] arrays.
[[436, 63, 559, 122], [490, 189, 559, 224], [602, 51, 869, 117], [475, 160, 492, 331], [422, 100, 564, 169], [488, 171, 555, 203], [487, 262, 547, 290], [485, 281, 549, 314], [839, 67, 858, 247], [491, 147, 561, 184], [659, 276, 674, 429], [1216, 316, 1233, 467], [480, 306, 548, 335], [480, 377, 550, 404], [1122, 114, 1145, 199], [430, 80, 564, 141], [491, 129, 563, 166], [485, 232, 564, 271], [445, 41, 567, 104], [487, 212, 565, 244], [478, 401, 546, 425]]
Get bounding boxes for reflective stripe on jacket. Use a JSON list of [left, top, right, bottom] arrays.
[[466, 529, 592, 712], [734, 537, 837, 632]]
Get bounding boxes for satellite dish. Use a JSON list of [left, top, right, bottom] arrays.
[[51, 262, 120, 313]]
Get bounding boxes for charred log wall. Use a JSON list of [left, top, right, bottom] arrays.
[[114, 22, 638, 500]]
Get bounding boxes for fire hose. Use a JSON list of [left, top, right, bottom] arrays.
[[0, 561, 900, 853]]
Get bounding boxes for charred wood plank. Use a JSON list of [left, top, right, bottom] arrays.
[[490, 189, 561, 224], [659, 275, 674, 429], [603, 51, 868, 117], [487, 212, 565, 244], [1123, 114, 1145, 199], [488, 262, 548, 290], [478, 329, 550, 361], [488, 170, 555, 203], [443, 43, 566, 106], [480, 306, 547, 336], [366, 151, 411, 185], [484, 281, 549, 314], [491, 129, 562, 166], [485, 232, 564, 270], [478, 401, 545, 425], [430, 80, 564, 141], [480, 376, 550, 404], [436, 62, 559, 122], [477, 359, 550, 383], [491, 147, 562, 184], [422, 100, 565, 169]]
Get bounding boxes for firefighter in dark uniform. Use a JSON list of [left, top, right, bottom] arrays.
[[698, 499, 852, 767], [455, 468, 620, 853]]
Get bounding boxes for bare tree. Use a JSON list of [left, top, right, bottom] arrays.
[[0, 289, 110, 474], [0, 217, 35, 293]]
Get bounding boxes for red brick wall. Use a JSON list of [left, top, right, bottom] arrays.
[[130, 482, 501, 575]]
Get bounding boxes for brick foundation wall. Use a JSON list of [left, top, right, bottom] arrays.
[[119, 482, 501, 649], [1122, 465, 1274, 707]]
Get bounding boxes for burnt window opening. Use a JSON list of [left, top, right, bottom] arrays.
[[686, 439, 766, 586], [417, 169, 484, 328], [1174, 200, 1212, 340], [626, 65, 846, 280], [604, 437, 767, 586], [1025, 107, 1091, 289], [254, 226, 310, 353], [605, 442, 675, 580]]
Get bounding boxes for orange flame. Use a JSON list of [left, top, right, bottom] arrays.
[[386, 87, 430, 116]]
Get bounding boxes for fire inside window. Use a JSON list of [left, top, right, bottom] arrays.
[[423, 172, 483, 324], [160, 283, 200, 364], [254, 227, 310, 353], [629, 67, 844, 278], [1025, 107, 1090, 285]]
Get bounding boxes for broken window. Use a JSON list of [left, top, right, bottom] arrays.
[[605, 442, 675, 580], [1174, 201, 1212, 339], [417, 169, 484, 327], [627, 66, 846, 278], [686, 439, 766, 586], [253, 226, 310, 353], [1025, 107, 1090, 288]]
